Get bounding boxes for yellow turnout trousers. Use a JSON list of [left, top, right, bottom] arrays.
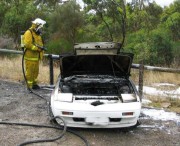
[[25, 60, 39, 88]]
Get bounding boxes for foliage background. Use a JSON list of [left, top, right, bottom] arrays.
[[0, 0, 179, 66]]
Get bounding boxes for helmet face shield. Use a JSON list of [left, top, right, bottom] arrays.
[[32, 18, 46, 35], [35, 25, 43, 35]]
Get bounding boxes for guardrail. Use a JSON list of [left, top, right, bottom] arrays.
[[132, 64, 180, 73], [1, 48, 180, 99]]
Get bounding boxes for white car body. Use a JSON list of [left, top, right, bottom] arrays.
[[51, 42, 141, 128]]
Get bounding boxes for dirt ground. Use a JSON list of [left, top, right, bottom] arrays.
[[0, 79, 180, 146]]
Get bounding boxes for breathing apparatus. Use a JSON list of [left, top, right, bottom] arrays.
[[34, 24, 43, 35]]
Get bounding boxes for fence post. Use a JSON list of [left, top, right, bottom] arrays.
[[138, 61, 144, 101], [48, 54, 54, 85]]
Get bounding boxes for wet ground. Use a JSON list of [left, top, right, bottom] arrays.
[[0, 79, 179, 146]]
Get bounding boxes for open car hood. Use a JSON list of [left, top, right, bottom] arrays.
[[60, 54, 134, 78]]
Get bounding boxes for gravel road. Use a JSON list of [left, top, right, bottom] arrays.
[[0, 79, 179, 146]]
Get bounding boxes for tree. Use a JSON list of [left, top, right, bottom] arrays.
[[161, 1, 180, 41], [125, 27, 173, 66], [83, 0, 126, 44], [0, 0, 48, 48], [165, 12, 180, 41], [124, 30, 150, 63], [144, 2, 163, 29], [34, 0, 62, 10], [126, 1, 163, 32], [0, 1, 9, 28], [149, 28, 173, 66], [48, 0, 84, 53], [83, 0, 114, 41]]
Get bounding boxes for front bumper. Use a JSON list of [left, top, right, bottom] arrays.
[[51, 101, 141, 128]]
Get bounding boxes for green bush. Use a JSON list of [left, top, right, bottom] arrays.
[[46, 38, 73, 55], [149, 29, 173, 66], [124, 30, 150, 64], [125, 28, 173, 66]]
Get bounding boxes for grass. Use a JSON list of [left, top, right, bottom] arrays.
[[0, 56, 180, 113], [131, 69, 180, 85], [146, 95, 180, 113], [131, 69, 180, 113], [0, 55, 59, 84]]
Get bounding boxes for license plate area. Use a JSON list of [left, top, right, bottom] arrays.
[[85, 117, 109, 126]]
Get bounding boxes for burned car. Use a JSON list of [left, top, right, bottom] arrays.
[[51, 42, 141, 128]]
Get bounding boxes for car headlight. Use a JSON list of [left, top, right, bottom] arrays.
[[56, 93, 73, 102]]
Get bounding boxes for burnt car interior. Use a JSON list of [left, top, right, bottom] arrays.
[[59, 75, 136, 104], [60, 75, 134, 95], [58, 53, 137, 104]]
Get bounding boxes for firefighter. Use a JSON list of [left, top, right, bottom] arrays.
[[23, 18, 46, 89]]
